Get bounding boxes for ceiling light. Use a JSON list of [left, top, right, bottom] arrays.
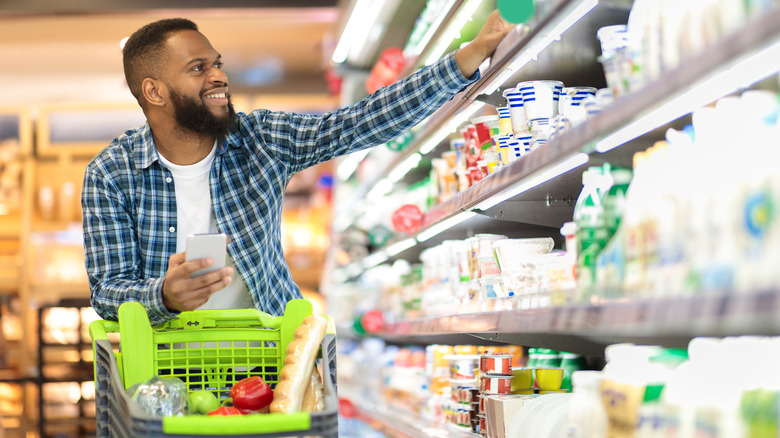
[[387, 153, 422, 183], [407, 0, 458, 57], [332, 0, 397, 65], [366, 178, 393, 201], [336, 148, 371, 181], [385, 238, 417, 257], [417, 211, 477, 242], [362, 251, 389, 269]]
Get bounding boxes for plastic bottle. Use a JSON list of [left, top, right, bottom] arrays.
[[536, 348, 562, 368], [567, 371, 608, 438], [574, 167, 611, 299], [559, 352, 587, 391], [603, 166, 633, 238]]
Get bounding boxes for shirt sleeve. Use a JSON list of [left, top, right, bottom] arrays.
[[82, 151, 178, 325], [247, 51, 478, 175]]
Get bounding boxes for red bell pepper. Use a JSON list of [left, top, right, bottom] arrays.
[[207, 406, 242, 416], [229, 376, 273, 411]]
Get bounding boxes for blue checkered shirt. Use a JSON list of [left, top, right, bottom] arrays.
[[82, 52, 477, 325]]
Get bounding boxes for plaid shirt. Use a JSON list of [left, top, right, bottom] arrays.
[[82, 52, 476, 325]]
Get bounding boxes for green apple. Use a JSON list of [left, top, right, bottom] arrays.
[[188, 390, 220, 415]]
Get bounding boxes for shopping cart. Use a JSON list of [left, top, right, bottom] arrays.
[[89, 299, 338, 438]]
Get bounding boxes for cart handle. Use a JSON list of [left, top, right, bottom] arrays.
[[89, 319, 119, 342]]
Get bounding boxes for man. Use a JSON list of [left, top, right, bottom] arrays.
[[82, 12, 512, 325]]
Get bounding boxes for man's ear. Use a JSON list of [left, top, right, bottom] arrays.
[[141, 78, 166, 107]]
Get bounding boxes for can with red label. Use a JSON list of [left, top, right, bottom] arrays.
[[480, 374, 512, 394], [480, 353, 513, 375], [478, 394, 486, 412]]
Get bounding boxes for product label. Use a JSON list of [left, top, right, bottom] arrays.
[[601, 379, 644, 438]]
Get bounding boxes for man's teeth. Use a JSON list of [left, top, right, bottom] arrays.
[[207, 93, 226, 99]]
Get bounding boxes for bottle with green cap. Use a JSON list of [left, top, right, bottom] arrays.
[[526, 347, 539, 368], [574, 166, 613, 299], [637, 348, 689, 436], [560, 352, 588, 391], [603, 165, 633, 238], [536, 348, 562, 368]]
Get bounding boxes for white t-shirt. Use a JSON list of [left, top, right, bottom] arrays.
[[157, 143, 254, 310]]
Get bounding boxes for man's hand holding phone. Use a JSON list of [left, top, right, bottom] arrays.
[[162, 233, 233, 312]]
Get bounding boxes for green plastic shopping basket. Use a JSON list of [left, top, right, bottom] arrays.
[[89, 299, 338, 438]]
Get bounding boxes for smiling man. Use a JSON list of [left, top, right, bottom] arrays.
[[82, 16, 512, 324]]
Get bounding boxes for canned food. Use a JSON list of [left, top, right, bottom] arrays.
[[478, 414, 487, 435], [480, 354, 513, 375], [479, 394, 486, 412], [480, 374, 512, 394]]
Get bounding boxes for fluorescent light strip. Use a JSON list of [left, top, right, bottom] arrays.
[[388, 153, 422, 183], [336, 149, 371, 181], [362, 251, 389, 269], [332, 212, 353, 233], [331, 268, 347, 284], [417, 211, 477, 242], [345, 262, 363, 278], [411, 0, 459, 57], [596, 38, 780, 153], [424, 0, 486, 66], [347, 0, 391, 62], [420, 101, 485, 155], [386, 238, 417, 257], [483, 0, 598, 95], [332, 0, 375, 64], [366, 178, 393, 201], [475, 152, 589, 211]]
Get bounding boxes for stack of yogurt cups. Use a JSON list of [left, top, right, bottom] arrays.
[[496, 81, 604, 164], [476, 353, 514, 436], [444, 354, 480, 432]]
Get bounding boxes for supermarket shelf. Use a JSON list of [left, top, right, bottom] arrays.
[[354, 399, 478, 438], [361, 291, 780, 357], [337, 0, 600, 215], [399, 0, 465, 77], [341, 2, 780, 268]]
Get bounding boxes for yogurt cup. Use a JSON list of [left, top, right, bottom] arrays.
[[480, 373, 512, 394], [502, 88, 528, 134], [445, 355, 480, 380], [496, 107, 512, 136], [559, 86, 597, 117], [480, 354, 513, 375], [517, 80, 563, 120]]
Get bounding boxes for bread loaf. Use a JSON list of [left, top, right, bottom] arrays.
[[301, 364, 325, 412], [270, 315, 327, 413]]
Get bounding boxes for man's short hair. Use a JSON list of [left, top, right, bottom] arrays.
[[123, 18, 199, 105]]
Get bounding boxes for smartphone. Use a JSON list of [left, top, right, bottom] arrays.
[[185, 233, 228, 278]]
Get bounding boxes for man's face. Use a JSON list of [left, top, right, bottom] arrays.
[[162, 30, 236, 137]]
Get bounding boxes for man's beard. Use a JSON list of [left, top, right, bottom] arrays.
[[169, 87, 236, 138]]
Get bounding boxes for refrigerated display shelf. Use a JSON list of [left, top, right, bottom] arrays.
[[342, 291, 780, 357], [347, 2, 780, 260], [355, 401, 478, 438], [338, 0, 596, 214], [398, 0, 465, 78]]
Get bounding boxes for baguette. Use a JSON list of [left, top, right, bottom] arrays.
[[301, 364, 325, 412], [270, 315, 327, 413]]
